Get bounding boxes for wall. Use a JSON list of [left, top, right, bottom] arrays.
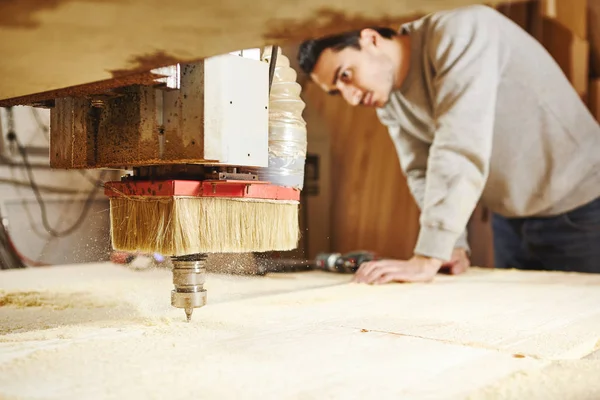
[[0, 106, 120, 266]]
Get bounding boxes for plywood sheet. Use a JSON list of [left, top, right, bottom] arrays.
[[1, 264, 599, 399], [0, 0, 527, 102]]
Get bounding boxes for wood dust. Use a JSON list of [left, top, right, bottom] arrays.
[[0, 291, 115, 311], [0, 290, 125, 335]]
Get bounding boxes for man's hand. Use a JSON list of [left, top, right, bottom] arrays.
[[352, 255, 443, 284], [440, 248, 470, 275]]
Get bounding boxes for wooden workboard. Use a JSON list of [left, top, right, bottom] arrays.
[[1, 263, 600, 399], [0, 0, 527, 103]]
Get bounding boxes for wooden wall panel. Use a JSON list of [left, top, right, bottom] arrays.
[[589, 78, 600, 120], [301, 82, 420, 260], [541, 16, 589, 99], [590, 0, 600, 77], [496, 1, 532, 31]]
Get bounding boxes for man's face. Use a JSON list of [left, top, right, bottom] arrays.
[[310, 30, 395, 108]]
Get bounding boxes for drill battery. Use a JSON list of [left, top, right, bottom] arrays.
[[314, 251, 378, 273]]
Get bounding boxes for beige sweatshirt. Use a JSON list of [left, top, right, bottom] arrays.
[[376, 5, 600, 261]]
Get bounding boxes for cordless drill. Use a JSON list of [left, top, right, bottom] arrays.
[[314, 251, 379, 273]]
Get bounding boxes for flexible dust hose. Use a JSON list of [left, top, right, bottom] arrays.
[[247, 46, 307, 190]]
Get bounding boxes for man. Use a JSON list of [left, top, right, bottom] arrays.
[[297, 5, 600, 284]]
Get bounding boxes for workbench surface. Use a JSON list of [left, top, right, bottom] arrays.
[[1, 263, 599, 399]]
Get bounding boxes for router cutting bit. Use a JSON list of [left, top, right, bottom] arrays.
[[171, 254, 207, 322]]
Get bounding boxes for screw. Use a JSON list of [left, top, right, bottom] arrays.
[[91, 99, 105, 108]]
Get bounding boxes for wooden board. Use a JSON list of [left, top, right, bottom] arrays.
[[541, 16, 590, 99], [0, 0, 528, 103], [1, 263, 600, 399], [590, 0, 600, 77], [542, 0, 587, 39]]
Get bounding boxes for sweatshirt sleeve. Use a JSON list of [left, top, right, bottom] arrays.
[[381, 121, 471, 256], [415, 6, 499, 261]]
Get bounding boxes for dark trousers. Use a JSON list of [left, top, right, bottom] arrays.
[[492, 197, 600, 273]]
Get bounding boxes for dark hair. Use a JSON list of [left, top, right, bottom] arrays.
[[297, 27, 398, 75]]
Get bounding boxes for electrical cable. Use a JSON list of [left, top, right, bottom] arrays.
[[17, 139, 108, 238], [0, 107, 109, 267], [4, 229, 49, 267], [0, 108, 27, 268], [3, 106, 107, 239]]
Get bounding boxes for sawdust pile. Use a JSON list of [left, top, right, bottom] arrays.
[[0, 291, 115, 310]]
